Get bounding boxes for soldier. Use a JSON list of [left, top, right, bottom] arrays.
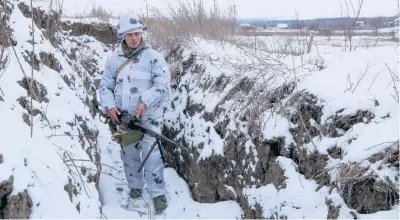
[[98, 14, 171, 213]]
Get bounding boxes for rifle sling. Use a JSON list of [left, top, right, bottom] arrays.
[[115, 57, 134, 78]]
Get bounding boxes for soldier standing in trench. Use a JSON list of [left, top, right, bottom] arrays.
[[98, 14, 171, 213]]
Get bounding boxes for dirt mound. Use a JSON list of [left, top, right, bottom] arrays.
[[337, 163, 398, 213], [17, 2, 117, 46], [61, 21, 117, 46], [161, 46, 398, 218]]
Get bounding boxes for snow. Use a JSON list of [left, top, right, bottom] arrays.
[[296, 45, 399, 163], [0, 2, 101, 218], [0, 1, 243, 218], [244, 157, 331, 219], [261, 111, 295, 144], [1, 0, 399, 219], [97, 123, 243, 218]]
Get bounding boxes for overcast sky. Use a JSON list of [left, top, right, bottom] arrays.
[[44, 0, 399, 19]]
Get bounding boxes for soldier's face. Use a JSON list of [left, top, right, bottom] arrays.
[[124, 32, 142, 49]]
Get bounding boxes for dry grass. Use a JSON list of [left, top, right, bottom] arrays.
[[88, 5, 114, 21], [0, 0, 12, 83], [368, 141, 399, 168], [141, 0, 237, 49], [72, 0, 115, 22], [336, 149, 399, 213]]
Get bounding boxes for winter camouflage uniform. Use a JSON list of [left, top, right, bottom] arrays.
[[98, 14, 170, 210]]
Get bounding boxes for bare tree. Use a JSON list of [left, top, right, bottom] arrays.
[[340, 0, 364, 51]]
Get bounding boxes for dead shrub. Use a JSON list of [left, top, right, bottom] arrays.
[[143, 0, 236, 49], [0, 0, 12, 90], [72, 0, 114, 22], [0, 0, 12, 47], [88, 5, 114, 22], [368, 141, 399, 168], [337, 163, 399, 213]]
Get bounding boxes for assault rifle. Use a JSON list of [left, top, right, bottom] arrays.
[[94, 100, 183, 172]]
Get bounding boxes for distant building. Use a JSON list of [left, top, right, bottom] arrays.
[[384, 21, 395, 27], [384, 17, 399, 27], [238, 23, 258, 31], [394, 17, 399, 26], [276, 23, 288, 29], [355, 21, 364, 28], [239, 23, 251, 27]]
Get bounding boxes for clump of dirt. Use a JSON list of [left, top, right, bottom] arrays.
[[80, 58, 99, 77], [62, 74, 76, 88], [214, 116, 230, 138], [0, 1, 13, 47], [17, 77, 49, 103], [0, 176, 32, 219], [367, 141, 399, 168], [17, 2, 61, 46], [321, 109, 375, 138], [294, 148, 330, 186], [218, 77, 255, 106], [327, 145, 343, 159], [76, 114, 99, 160], [326, 199, 341, 219], [255, 137, 287, 188], [39, 52, 62, 73], [337, 163, 399, 214], [22, 113, 30, 126], [64, 179, 78, 203], [186, 97, 205, 117], [17, 96, 43, 117], [210, 74, 230, 93], [22, 50, 41, 71], [263, 82, 297, 108], [3, 189, 33, 219], [165, 46, 185, 89], [283, 91, 323, 146]]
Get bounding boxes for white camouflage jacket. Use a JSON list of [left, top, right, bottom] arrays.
[[99, 46, 171, 124]]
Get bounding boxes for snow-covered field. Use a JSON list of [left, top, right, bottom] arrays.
[[0, 0, 398, 219]]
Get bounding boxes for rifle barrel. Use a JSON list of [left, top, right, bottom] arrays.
[[133, 122, 184, 148]]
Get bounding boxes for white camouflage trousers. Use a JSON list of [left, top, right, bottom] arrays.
[[120, 123, 166, 199]]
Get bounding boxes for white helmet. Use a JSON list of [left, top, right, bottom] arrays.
[[116, 14, 147, 39]]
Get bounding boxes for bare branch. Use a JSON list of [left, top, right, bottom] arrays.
[[30, 0, 35, 137], [63, 151, 92, 198], [340, 0, 364, 51], [385, 63, 399, 103]]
